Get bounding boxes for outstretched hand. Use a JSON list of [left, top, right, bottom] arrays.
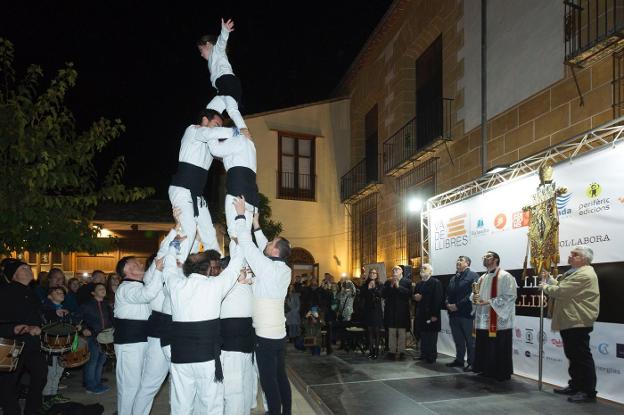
[[222, 18, 235, 32], [233, 195, 246, 216]]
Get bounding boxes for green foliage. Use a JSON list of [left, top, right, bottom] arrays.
[[0, 38, 153, 255], [255, 192, 283, 241]]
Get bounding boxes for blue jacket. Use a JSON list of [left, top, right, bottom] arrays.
[[445, 268, 479, 319]]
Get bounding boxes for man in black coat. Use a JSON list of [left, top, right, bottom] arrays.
[[445, 255, 479, 371], [0, 260, 47, 415], [382, 265, 412, 360], [414, 264, 443, 363]]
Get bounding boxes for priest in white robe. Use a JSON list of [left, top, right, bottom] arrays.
[[471, 251, 517, 381]]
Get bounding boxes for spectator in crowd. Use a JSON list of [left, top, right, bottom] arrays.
[[541, 246, 600, 404], [383, 265, 411, 360], [413, 264, 443, 363], [77, 270, 107, 305], [285, 285, 301, 342], [318, 274, 336, 355], [80, 282, 114, 394], [361, 268, 383, 359], [47, 268, 79, 313], [445, 255, 479, 371], [34, 271, 49, 301], [66, 277, 81, 309], [336, 275, 356, 322], [105, 273, 122, 307], [302, 307, 323, 356]]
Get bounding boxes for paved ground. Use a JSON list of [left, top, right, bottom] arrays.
[[286, 345, 624, 415]]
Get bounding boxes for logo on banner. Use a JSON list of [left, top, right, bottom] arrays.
[[551, 338, 563, 348], [525, 351, 531, 358], [515, 328, 522, 338], [598, 343, 609, 355], [525, 329, 534, 344], [471, 217, 490, 238], [556, 192, 572, 217], [512, 210, 530, 229], [560, 234, 610, 248], [434, 214, 469, 250], [617, 344, 624, 359], [494, 213, 507, 230], [586, 182, 602, 198]]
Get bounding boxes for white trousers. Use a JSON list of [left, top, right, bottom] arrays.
[[221, 351, 256, 415], [42, 355, 63, 396], [225, 194, 254, 240], [114, 342, 148, 415], [132, 337, 170, 415], [170, 361, 224, 415], [207, 95, 247, 129], [169, 185, 221, 258]]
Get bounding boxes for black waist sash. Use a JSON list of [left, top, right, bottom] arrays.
[[226, 166, 259, 207], [170, 319, 223, 382], [221, 317, 255, 353], [147, 311, 172, 345], [171, 162, 209, 217], [113, 318, 149, 344]]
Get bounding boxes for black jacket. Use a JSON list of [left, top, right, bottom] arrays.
[[80, 298, 114, 335], [446, 267, 479, 319], [0, 281, 44, 351], [382, 277, 412, 329], [414, 277, 443, 332], [361, 279, 383, 328]]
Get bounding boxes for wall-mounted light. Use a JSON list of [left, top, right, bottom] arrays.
[[407, 197, 423, 213]]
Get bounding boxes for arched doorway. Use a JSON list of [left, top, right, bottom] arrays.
[[290, 247, 319, 284]]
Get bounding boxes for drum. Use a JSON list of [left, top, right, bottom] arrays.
[[60, 337, 90, 368], [97, 328, 115, 358], [0, 338, 24, 372], [41, 322, 77, 354]]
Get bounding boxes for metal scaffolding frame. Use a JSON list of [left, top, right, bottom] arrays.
[[420, 116, 624, 260]]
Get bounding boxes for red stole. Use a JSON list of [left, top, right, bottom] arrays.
[[488, 268, 500, 338]]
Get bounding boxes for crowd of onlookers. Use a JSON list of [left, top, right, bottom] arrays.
[[285, 264, 445, 362]]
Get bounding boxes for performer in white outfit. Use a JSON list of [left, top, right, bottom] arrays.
[[208, 132, 258, 251], [198, 18, 250, 136], [233, 196, 292, 415], [471, 251, 517, 381], [113, 256, 164, 415], [132, 229, 178, 415], [169, 109, 238, 259], [163, 236, 245, 415]]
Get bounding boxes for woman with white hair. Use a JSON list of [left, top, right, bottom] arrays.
[[413, 264, 443, 363]]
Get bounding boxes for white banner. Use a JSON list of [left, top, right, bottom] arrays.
[[438, 312, 624, 403], [429, 144, 624, 275]]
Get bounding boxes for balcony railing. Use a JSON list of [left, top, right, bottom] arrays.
[[565, 0, 624, 66], [383, 98, 453, 176], [276, 171, 316, 201], [340, 155, 380, 203]]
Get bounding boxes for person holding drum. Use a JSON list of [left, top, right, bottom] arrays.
[[0, 260, 47, 415], [80, 282, 114, 395]]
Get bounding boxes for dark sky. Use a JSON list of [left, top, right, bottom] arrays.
[[2, 1, 393, 198]]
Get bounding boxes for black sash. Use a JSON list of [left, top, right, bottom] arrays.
[[113, 318, 148, 344], [147, 311, 172, 344], [221, 317, 255, 353], [226, 166, 259, 207], [171, 162, 209, 217], [170, 319, 223, 382]]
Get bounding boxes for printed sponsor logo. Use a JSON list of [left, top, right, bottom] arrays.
[[619, 197, 624, 204], [525, 351, 531, 358], [551, 338, 563, 348], [471, 217, 490, 238], [559, 234, 610, 247], [544, 356, 564, 363], [513, 348, 519, 355], [525, 328, 534, 345], [512, 210, 530, 229], [617, 343, 624, 359], [556, 192, 573, 216], [494, 213, 507, 230], [596, 366, 622, 375], [598, 343, 609, 355], [515, 328, 522, 338], [586, 182, 602, 198], [433, 214, 469, 250]]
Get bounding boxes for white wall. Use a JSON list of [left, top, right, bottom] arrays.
[[459, 0, 565, 132]]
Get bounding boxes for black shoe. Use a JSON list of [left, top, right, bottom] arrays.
[[446, 361, 464, 367], [554, 386, 577, 395], [567, 392, 596, 403], [463, 365, 473, 372]]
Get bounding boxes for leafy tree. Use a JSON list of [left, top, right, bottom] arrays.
[[0, 38, 153, 255]]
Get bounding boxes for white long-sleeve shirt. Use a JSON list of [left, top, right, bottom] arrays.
[[163, 249, 244, 322], [235, 218, 291, 338], [143, 229, 179, 313], [208, 134, 257, 173], [178, 124, 236, 170], [472, 268, 517, 331], [113, 271, 163, 321], [208, 27, 234, 87]]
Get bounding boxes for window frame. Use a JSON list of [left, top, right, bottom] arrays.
[[277, 131, 316, 201]]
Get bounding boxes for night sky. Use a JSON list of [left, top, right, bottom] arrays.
[[2, 1, 393, 198]]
